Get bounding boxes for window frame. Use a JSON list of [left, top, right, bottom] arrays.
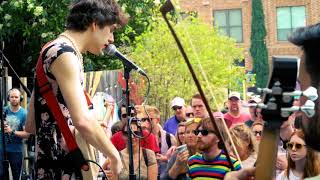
[[213, 8, 243, 43], [276, 6, 306, 41]]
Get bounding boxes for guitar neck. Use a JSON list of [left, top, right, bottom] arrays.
[[255, 125, 280, 179]]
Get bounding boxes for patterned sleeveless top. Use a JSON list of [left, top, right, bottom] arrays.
[[34, 39, 84, 179]]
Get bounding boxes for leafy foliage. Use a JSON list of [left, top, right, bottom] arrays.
[[250, 0, 269, 88], [115, 0, 164, 45], [0, 0, 163, 79], [0, 0, 71, 78], [129, 17, 245, 118]]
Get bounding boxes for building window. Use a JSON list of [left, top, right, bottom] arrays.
[[213, 9, 243, 42], [277, 6, 306, 41]]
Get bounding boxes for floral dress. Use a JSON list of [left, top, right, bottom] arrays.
[[33, 39, 84, 179]]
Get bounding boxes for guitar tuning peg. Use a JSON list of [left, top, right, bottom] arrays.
[[281, 100, 316, 118], [303, 87, 318, 101], [256, 81, 283, 96], [301, 100, 316, 118], [243, 103, 257, 108], [257, 103, 268, 109], [257, 88, 272, 94], [281, 106, 300, 118], [243, 102, 267, 109], [282, 86, 318, 102]]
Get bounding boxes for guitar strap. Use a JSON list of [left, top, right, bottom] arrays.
[[35, 41, 90, 172]]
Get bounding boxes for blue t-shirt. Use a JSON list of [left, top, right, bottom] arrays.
[[163, 115, 180, 135], [0, 106, 27, 152]]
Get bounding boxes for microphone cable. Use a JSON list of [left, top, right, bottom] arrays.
[[67, 159, 109, 180]]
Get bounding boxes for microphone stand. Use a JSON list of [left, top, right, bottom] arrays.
[[0, 50, 31, 96], [0, 49, 32, 180], [123, 65, 136, 180], [0, 50, 9, 180]]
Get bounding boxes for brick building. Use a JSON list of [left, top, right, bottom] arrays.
[[179, 0, 320, 70]]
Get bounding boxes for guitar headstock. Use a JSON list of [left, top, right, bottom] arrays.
[[255, 56, 298, 180], [258, 56, 298, 127]]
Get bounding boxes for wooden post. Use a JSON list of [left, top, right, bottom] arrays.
[[20, 77, 27, 109]]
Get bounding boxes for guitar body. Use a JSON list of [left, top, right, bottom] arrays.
[[75, 129, 100, 180], [75, 92, 115, 179], [255, 56, 298, 179]]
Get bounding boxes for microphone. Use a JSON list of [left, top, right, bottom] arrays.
[[104, 44, 147, 76]]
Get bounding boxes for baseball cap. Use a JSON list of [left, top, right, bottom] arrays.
[[171, 97, 185, 108], [248, 96, 261, 103], [228, 92, 241, 100]]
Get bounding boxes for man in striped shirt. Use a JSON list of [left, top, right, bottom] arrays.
[[187, 118, 241, 179]]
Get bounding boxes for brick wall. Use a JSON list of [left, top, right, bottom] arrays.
[[179, 0, 320, 70]]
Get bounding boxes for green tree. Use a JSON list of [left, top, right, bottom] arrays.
[[115, 0, 164, 45], [0, 0, 163, 80], [130, 17, 245, 119], [250, 0, 269, 88], [0, 0, 71, 79]]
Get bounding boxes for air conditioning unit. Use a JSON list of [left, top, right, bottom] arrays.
[[202, 1, 210, 6]]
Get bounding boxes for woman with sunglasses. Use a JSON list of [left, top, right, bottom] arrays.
[[230, 123, 258, 168], [162, 118, 201, 180], [276, 130, 320, 180], [251, 121, 264, 143], [111, 120, 158, 180]]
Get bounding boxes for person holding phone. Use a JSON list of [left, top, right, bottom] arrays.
[[161, 118, 201, 180]]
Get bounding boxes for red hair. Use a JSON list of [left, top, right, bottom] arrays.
[[285, 130, 320, 178]]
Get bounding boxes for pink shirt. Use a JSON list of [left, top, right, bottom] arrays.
[[224, 112, 251, 128]]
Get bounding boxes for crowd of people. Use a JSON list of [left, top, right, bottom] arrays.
[[5, 87, 317, 180], [1, 0, 320, 179]]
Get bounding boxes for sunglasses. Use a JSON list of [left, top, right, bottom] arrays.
[[253, 131, 262, 136], [121, 113, 137, 119], [141, 118, 150, 122], [193, 129, 215, 136], [287, 142, 306, 150], [186, 112, 194, 117], [123, 131, 141, 137], [172, 106, 183, 111]]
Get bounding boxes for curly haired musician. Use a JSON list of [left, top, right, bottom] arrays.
[[25, 0, 127, 179]]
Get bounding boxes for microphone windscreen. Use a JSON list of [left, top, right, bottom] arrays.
[[104, 44, 117, 56]]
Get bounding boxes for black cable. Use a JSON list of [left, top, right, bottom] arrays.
[[138, 138, 141, 180], [142, 75, 151, 105], [129, 75, 153, 140], [86, 159, 109, 180], [127, 75, 152, 179]]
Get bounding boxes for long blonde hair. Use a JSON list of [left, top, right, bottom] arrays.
[[230, 124, 257, 157]]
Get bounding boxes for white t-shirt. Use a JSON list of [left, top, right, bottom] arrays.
[[241, 154, 257, 168], [276, 169, 301, 180]]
